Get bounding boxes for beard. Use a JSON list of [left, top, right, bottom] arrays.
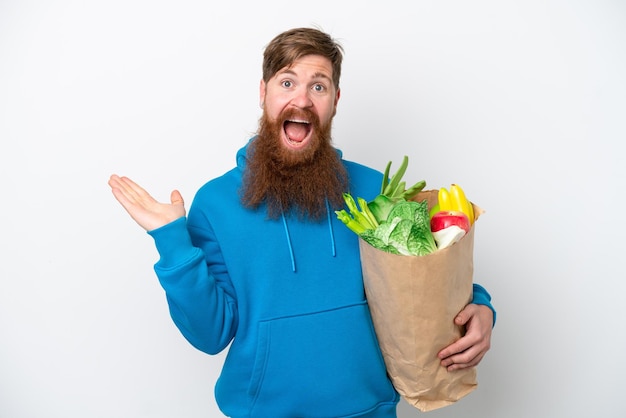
[[240, 107, 348, 221]]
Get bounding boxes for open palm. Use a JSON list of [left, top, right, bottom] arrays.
[[108, 174, 186, 232]]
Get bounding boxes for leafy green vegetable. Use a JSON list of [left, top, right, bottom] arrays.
[[364, 201, 436, 256], [360, 218, 402, 255], [367, 156, 426, 224], [397, 200, 437, 256], [335, 156, 436, 256], [379, 156, 426, 202], [367, 194, 394, 223]]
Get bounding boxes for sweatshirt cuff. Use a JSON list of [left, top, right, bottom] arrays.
[[472, 283, 497, 327], [147, 217, 197, 269]]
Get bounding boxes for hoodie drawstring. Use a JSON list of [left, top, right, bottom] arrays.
[[325, 199, 337, 257], [281, 198, 338, 273], [281, 212, 297, 272]]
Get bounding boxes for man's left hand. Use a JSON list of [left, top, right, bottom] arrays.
[[437, 304, 493, 371]]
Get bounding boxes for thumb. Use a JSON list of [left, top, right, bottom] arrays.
[[170, 189, 184, 206], [455, 307, 471, 326]]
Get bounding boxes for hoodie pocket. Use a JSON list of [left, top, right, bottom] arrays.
[[247, 301, 396, 418]]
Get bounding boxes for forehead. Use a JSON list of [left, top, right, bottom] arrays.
[[273, 55, 334, 81]]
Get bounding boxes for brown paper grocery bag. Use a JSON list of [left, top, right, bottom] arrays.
[[359, 189, 483, 412]]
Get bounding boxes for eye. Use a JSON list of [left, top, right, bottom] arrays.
[[281, 80, 293, 88], [312, 83, 325, 93]]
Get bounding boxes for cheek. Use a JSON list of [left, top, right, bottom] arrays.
[[263, 95, 288, 120], [319, 104, 336, 125], [263, 104, 281, 123]]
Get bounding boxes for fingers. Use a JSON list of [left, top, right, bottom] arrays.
[[108, 174, 187, 231], [438, 304, 493, 371], [108, 175, 150, 222], [108, 175, 135, 208], [446, 355, 484, 371], [440, 342, 486, 371], [108, 174, 123, 191], [438, 332, 476, 364], [109, 174, 134, 203], [109, 175, 154, 205]]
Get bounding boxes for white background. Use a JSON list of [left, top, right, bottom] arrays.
[[1, 1, 625, 417]]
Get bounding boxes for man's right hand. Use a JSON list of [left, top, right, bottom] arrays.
[[108, 174, 186, 232]]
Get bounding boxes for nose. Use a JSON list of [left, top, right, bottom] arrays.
[[291, 86, 313, 108]]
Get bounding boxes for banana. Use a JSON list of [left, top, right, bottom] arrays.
[[449, 183, 474, 225], [438, 187, 452, 211]]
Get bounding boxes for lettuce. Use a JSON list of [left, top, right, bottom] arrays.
[[335, 156, 436, 256], [359, 200, 437, 256]]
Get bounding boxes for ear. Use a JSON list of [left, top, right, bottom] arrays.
[[332, 88, 341, 116], [259, 79, 266, 108]]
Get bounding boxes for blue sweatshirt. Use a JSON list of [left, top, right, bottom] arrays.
[[147, 139, 494, 418]]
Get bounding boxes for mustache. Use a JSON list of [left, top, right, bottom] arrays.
[[280, 107, 320, 126]]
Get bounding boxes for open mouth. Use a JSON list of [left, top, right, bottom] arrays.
[[283, 119, 312, 148]]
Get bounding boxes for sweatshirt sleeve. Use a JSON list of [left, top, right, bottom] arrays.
[[471, 283, 496, 327], [147, 217, 238, 354]]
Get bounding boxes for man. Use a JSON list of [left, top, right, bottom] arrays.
[[109, 27, 494, 418]]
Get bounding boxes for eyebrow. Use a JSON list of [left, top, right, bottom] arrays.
[[279, 68, 332, 83]]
